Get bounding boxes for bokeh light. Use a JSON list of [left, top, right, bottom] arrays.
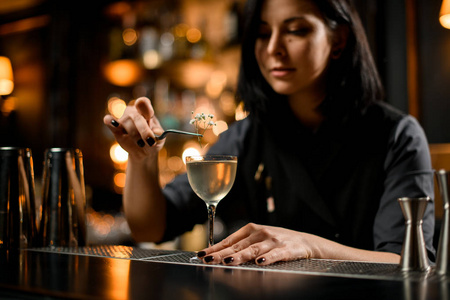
[[108, 96, 127, 118], [114, 172, 126, 188], [182, 147, 201, 164], [110, 143, 128, 164], [123, 28, 138, 45], [186, 28, 201, 43], [235, 102, 248, 121], [167, 156, 184, 172], [212, 120, 228, 136], [143, 49, 162, 69]]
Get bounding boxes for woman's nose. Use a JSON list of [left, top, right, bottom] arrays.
[[267, 32, 286, 57]]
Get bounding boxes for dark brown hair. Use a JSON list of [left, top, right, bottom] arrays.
[[236, 0, 384, 121]]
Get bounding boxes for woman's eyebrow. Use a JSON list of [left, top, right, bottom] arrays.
[[258, 16, 306, 25], [283, 16, 306, 24]]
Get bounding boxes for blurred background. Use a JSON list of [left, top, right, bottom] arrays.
[[0, 0, 449, 249]]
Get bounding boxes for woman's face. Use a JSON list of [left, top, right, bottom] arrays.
[[255, 0, 334, 98]]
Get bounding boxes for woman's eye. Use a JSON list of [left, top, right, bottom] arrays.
[[287, 28, 310, 36]]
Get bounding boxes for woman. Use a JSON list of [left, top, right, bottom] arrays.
[[104, 0, 435, 266]]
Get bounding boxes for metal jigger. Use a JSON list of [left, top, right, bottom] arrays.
[[398, 197, 431, 272], [435, 169, 450, 275]]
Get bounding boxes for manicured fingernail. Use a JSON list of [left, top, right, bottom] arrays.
[[204, 256, 214, 263], [137, 139, 145, 147], [111, 120, 119, 127], [146, 137, 155, 147], [197, 251, 206, 258], [223, 257, 234, 264], [257, 257, 266, 264]]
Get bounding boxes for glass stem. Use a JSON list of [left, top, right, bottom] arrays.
[[207, 204, 216, 247]]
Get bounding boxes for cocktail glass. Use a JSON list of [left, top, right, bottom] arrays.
[[186, 155, 237, 257]]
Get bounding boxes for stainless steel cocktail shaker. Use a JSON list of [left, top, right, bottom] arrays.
[[38, 148, 86, 247], [0, 147, 38, 249]]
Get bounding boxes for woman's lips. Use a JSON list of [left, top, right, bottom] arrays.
[[270, 67, 295, 78]]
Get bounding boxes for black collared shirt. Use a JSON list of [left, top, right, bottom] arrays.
[[162, 102, 436, 260]]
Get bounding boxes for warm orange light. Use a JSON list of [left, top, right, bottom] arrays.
[[122, 28, 138, 45], [205, 70, 227, 98], [186, 28, 202, 43], [104, 59, 142, 86], [171, 61, 214, 89], [114, 172, 126, 188], [213, 120, 228, 136], [167, 156, 183, 172], [106, 259, 130, 299], [0, 56, 14, 95], [110, 143, 128, 164], [182, 147, 201, 164], [1, 96, 16, 116], [107, 96, 127, 118], [235, 102, 249, 121], [174, 23, 189, 38], [440, 0, 450, 29], [219, 91, 237, 117]]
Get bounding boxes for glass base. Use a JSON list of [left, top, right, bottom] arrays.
[[190, 256, 203, 264]]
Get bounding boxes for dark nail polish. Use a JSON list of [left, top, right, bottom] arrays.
[[137, 139, 145, 147], [257, 257, 266, 264], [111, 120, 119, 127], [146, 137, 155, 147], [204, 256, 214, 263], [223, 257, 234, 264], [197, 251, 206, 258]]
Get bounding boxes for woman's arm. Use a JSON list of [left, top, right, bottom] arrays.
[[197, 223, 400, 265], [374, 115, 435, 258], [103, 97, 167, 242]]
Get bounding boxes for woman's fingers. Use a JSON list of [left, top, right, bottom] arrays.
[[134, 97, 155, 121], [254, 248, 293, 266], [221, 240, 282, 266], [199, 223, 312, 266], [104, 97, 165, 148], [200, 223, 284, 265], [104, 114, 126, 134], [198, 223, 257, 258], [134, 97, 164, 145], [102, 99, 167, 160]]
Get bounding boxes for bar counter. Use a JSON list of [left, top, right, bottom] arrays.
[[0, 246, 448, 299]]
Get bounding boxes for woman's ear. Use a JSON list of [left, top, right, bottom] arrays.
[[331, 25, 349, 59]]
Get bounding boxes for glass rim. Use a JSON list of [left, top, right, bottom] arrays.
[[0, 146, 31, 151], [436, 169, 450, 175], [45, 147, 80, 152], [185, 154, 237, 162], [397, 196, 431, 202]]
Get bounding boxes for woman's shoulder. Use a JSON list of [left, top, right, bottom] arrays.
[[361, 101, 423, 132], [363, 101, 428, 146], [364, 101, 406, 122]]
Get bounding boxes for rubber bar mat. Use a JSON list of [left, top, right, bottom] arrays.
[[27, 245, 442, 282]]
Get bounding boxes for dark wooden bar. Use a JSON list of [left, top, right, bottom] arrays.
[[0, 246, 448, 300]]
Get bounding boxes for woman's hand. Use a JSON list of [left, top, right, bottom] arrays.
[[104, 97, 168, 242], [103, 97, 165, 161], [197, 223, 321, 266], [197, 223, 401, 265]]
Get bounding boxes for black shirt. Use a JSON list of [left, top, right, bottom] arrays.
[[162, 102, 435, 259]]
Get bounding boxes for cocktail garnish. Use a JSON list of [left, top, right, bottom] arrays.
[[190, 112, 216, 147]]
